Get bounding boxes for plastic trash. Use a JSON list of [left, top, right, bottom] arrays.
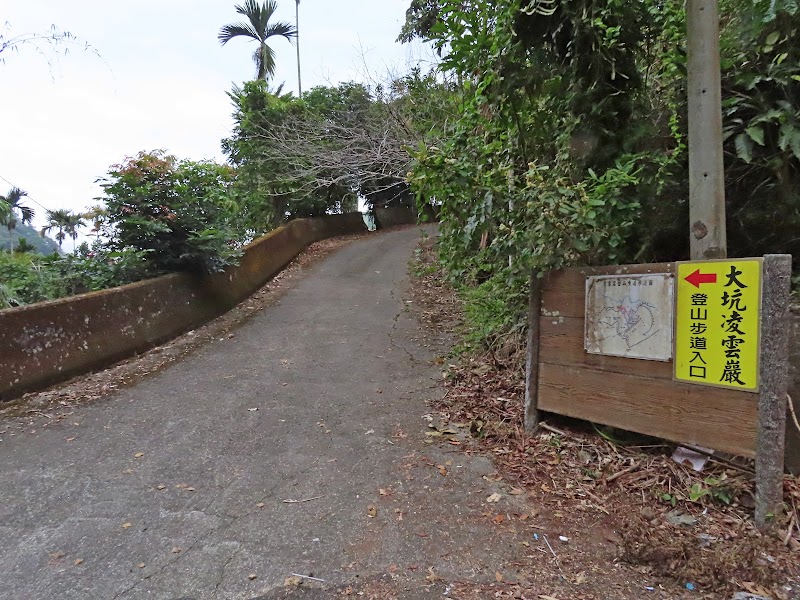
[[671, 446, 713, 472]]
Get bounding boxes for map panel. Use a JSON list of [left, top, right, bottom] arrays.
[[584, 273, 674, 361]]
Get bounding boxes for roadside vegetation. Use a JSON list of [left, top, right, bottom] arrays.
[[400, 0, 800, 349], [399, 2, 800, 595]]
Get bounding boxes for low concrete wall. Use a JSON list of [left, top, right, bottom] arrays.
[[375, 207, 417, 229], [0, 213, 369, 401]]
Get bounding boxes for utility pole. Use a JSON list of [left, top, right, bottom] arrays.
[[686, 0, 727, 260], [295, 0, 302, 98]]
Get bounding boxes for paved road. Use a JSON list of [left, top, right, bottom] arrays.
[[0, 227, 529, 599]]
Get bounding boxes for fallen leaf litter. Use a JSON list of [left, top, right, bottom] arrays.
[[406, 233, 800, 598]]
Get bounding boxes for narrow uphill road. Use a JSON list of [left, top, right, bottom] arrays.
[[0, 227, 534, 600]]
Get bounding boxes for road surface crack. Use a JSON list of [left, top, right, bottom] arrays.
[[388, 285, 417, 364], [212, 542, 243, 597]]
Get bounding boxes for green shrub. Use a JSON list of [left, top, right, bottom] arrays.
[[99, 151, 245, 275]]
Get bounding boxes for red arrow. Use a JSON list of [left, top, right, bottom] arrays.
[[684, 269, 717, 288]]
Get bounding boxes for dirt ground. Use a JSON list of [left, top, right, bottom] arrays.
[[401, 234, 800, 600]]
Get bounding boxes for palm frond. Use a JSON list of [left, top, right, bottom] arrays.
[[253, 43, 279, 80], [236, 0, 264, 18], [264, 22, 296, 39], [3, 186, 28, 205], [18, 205, 34, 224], [218, 22, 260, 45]]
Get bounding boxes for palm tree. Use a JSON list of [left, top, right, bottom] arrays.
[[295, 0, 302, 97], [0, 199, 10, 247], [83, 204, 107, 240], [63, 211, 86, 252], [66, 212, 86, 250], [219, 0, 297, 82], [0, 187, 34, 251], [41, 208, 72, 249]]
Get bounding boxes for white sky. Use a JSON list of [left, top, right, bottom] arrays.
[[0, 0, 429, 237]]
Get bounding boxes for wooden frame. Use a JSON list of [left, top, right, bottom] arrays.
[[525, 257, 791, 528]]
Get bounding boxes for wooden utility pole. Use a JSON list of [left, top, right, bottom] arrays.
[[687, 2, 789, 530], [687, 0, 727, 260], [295, 0, 302, 98]]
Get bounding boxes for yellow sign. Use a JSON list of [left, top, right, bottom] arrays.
[[674, 259, 762, 392]]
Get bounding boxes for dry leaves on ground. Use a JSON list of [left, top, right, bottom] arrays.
[[408, 234, 800, 598]]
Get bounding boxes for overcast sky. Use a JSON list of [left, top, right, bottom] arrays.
[[0, 0, 429, 235]]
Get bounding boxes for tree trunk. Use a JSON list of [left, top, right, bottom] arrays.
[[272, 196, 283, 228]]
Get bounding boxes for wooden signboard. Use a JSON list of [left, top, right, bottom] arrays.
[[525, 256, 791, 529], [531, 262, 758, 457]]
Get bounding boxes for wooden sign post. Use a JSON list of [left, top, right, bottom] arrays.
[[756, 255, 791, 529]]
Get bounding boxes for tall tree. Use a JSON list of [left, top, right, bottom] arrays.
[[218, 0, 297, 82], [40, 208, 72, 248], [41, 209, 85, 251], [84, 205, 107, 241], [63, 211, 86, 252], [0, 187, 34, 251]]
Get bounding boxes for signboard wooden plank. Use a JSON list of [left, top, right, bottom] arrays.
[[538, 362, 758, 457], [542, 263, 675, 319], [540, 317, 674, 380]]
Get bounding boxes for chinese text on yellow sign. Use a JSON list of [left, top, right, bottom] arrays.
[[674, 259, 762, 392]]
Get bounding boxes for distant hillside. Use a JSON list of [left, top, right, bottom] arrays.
[[0, 224, 62, 254]]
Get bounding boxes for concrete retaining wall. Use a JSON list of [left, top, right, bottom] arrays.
[[375, 207, 417, 229], [0, 213, 369, 401]]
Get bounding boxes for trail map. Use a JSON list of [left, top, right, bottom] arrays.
[[584, 274, 674, 361]]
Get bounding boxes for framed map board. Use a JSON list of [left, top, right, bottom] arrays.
[[584, 273, 674, 361]]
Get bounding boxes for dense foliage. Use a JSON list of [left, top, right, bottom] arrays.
[[0, 152, 255, 309], [99, 151, 247, 274], [4, 71, 427, 309], [401, 0, 800, 348], [0, 245, 152, 308], [223, 78, 433, 223]]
